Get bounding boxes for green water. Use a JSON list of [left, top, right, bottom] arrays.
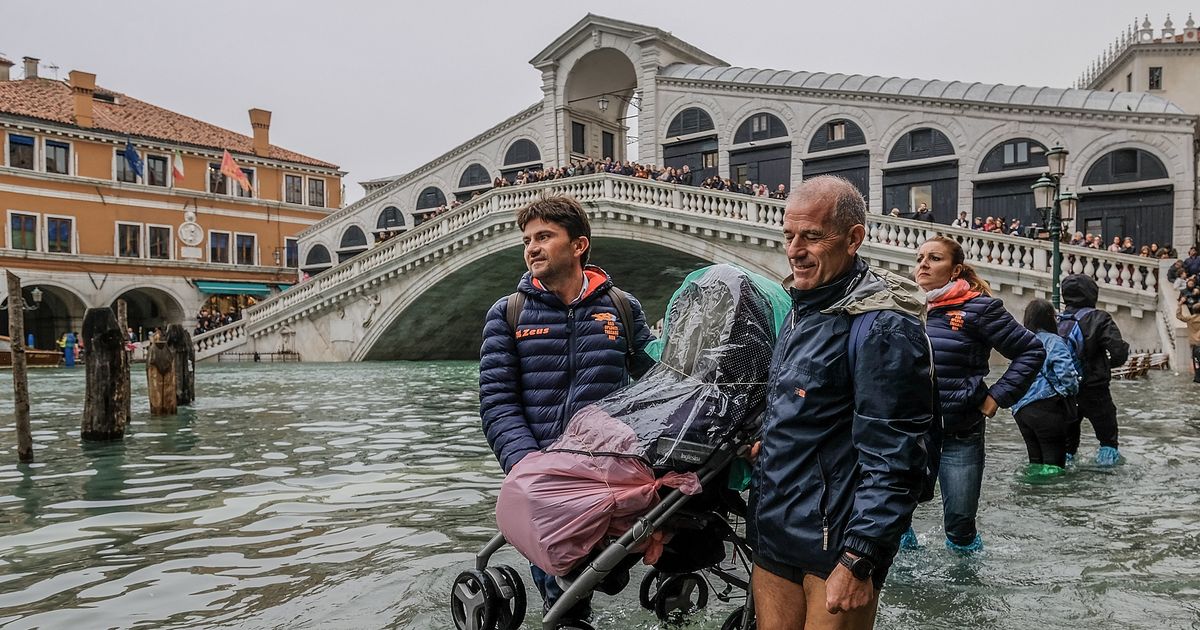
[[1, 363, 1199, 629]]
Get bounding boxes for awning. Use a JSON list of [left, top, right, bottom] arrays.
[[195, 281, 273, 296]]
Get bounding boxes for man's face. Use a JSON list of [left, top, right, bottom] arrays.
[[918, 203, 928, 211], [522, 218, 585, 283], [783, 196, 863, 290]]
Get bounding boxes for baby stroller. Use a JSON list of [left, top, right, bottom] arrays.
[[451, 264, 788, 630]]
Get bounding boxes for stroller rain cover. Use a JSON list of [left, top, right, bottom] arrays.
[[496, 264, 789, 576]]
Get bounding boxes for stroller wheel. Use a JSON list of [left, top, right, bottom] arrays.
[[638, 567, 661, 610], [653, 572, 709, 624], [450, 569, 499, 630], [489, 565, 526, 630], [720, 605, 757, 630]]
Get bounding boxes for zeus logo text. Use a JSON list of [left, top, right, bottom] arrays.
[[515, 327, 550, 339]]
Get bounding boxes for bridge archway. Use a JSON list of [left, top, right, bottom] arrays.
[[563, 47, 638, 161], [0, 283, 88, 350], [359, 237, 720, 360], [112, 287, 185, 338]]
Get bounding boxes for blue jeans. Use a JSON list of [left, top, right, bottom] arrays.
[[938, 427, 985, 546], [530, 564, 591, 620]]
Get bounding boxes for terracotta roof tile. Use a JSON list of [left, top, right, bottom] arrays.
[[0, 78, 338, 169]]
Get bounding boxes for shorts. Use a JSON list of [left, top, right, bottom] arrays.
[[755, 552, 889, 591]]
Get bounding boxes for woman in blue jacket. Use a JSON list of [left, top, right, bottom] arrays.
[[912, 236, 1044, 553], [1012, 299, 1080, 471]]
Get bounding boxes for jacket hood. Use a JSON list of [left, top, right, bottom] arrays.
[[821, 260, 926, 320], [1061, 274, 1099, 308]]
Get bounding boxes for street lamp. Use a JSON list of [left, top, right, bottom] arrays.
[[2, 286, 42, 311], [1031, 147, 1073, 308], [596, 95, 609, 112]]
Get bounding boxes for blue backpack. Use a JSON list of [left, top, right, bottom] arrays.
[[848, 309, 942, 504], [1057, 307, 1095, 375]]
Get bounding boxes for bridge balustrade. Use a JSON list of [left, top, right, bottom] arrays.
[[241, 173, 1160, 337]]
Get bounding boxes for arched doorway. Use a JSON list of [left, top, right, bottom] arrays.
[[563, 48, 638, 163], [730, 112, 790, 191], [1078, 148, 1172, 248], [414, 186, 447, 225], [112, 288, 185, 340], [662, 107, 718, 184], [0, 284, 87, 350], [455, 163, 492, 201], [883, 128, 957, 222], [338, 225, 369, 263], [804, 119, 869, 202], [303, 244, 332, 276], [972, 138, 1049, 232], [502, 139, 542, 181]]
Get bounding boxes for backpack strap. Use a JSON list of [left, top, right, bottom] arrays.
[[504, 291, 526, 333], [847, 309, 880, 369], [606, 286, 636, 363]]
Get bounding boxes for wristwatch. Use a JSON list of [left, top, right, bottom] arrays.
[[838, 552, 875, 581]]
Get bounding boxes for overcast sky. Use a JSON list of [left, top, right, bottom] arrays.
[[3, 1, 1192, 203]]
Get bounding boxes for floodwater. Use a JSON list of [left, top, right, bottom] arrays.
[[0, 362, 1198, 630]]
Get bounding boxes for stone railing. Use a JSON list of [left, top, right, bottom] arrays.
[[193, 322, 247, 361], [245, 174, 1163, 331]]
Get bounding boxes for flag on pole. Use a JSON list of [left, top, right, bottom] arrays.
[[123, 139, 143, 178], [220, 150, 253, 195], [172, 150, 185, 183]]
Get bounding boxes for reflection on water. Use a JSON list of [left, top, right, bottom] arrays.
[[1, 364, 1198, 629]]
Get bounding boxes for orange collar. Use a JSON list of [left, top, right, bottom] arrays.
[[928, 279, 981, 309], [531, 268, 607, 303]]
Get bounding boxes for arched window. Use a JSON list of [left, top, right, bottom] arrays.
[[887, 128, 954, 162], [666, 108, 715, 137], [807, 119, 866, 153], [415, 186, 447, 211], [377, 206, 405, 229], [504, 139, 541, 166], [304, 244, 331, 267], [733, 112, 788, 144], [978, 138, 1049, 173], [459, 163, 491, 188], [1083, 148, 1168, 186], [339, 226, 368, 249]]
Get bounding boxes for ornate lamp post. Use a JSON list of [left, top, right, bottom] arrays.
[[1, 286, 42, 311], [1031, 146, 1077, 308]]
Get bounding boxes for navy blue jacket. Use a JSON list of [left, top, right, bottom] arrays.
[[479, 266, 655, 473], [926, 288, 1044, 434], [752, 260, 937, 573]]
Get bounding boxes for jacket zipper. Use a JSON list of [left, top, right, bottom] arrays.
[[817, 452, 830, 551], [561, 306, 577, 432]]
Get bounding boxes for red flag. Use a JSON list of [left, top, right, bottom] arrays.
[[220, 150, 253, 194], [172, 149, 185, 182]]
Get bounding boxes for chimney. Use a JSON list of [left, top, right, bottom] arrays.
[[69, 70, 96, 128], [0, 57, 12, 81], [248, 108, 271, 157], [22, 56, 38, 79]]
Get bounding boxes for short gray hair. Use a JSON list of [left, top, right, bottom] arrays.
[[787, 175, 866, 233]]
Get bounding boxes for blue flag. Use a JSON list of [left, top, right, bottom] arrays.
[[123, 139, 143, 178]]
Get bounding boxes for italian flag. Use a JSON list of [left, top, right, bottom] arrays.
[[172, 150, 185, 183]]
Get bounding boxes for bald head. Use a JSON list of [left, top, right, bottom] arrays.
[[787, 176, 866, 234]]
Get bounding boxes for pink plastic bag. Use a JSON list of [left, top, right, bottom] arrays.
[[496, 408, 701, 576]]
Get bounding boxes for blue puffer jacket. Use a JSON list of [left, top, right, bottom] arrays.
[[479, 265, 655, 473], [925, 281, 1045, 434], [752, 260, 937, 572]]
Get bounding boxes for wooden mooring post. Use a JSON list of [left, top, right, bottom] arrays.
[[81, 307, 130, 440], [6, 272, 33, 462], [146, 337, 177, 415], [166, 324, 194, 405]]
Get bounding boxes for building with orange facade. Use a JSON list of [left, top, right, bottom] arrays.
[[0, 55, 343, 349]]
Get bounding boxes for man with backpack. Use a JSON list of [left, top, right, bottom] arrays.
[[1058, 274, 1130, 466], [752, 176, 938, 629], [479, 193, 656, 624]]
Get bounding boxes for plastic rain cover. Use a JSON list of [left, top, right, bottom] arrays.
[[496, 264, 788, 575]]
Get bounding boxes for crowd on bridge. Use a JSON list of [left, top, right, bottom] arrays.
[[487, 157, 789, 199], [193, 307, 240, 336]]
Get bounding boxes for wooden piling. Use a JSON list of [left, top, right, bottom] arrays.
[[145, 338, 177, 415], [6, 272, 33, 462], [81, 307, 130, 440], [165, 324, 194, 405]]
